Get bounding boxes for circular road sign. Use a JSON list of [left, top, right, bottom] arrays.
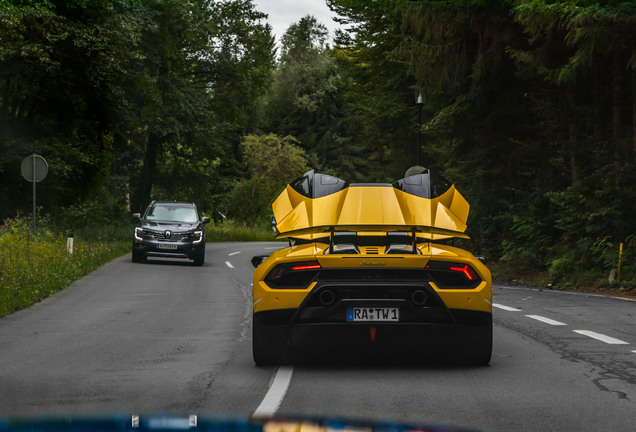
[[21, 154, 49, 183]]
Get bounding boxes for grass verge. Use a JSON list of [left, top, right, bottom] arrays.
[[0, 218, 280, 317], [206, 220, 281, 242], [0, 216, 129, 317]]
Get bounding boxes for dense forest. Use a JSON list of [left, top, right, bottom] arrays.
[[1, 0, 635, 287]]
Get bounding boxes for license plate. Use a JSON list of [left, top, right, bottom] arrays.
[[347, 307, 399, 322], [157, 243, 178, 250]]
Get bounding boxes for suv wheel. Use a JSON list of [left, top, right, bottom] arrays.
[[132, 251, 146, 263], [193, 252, 205, 266]]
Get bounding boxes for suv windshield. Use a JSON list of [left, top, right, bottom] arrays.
[[144, 205, 198, 223]]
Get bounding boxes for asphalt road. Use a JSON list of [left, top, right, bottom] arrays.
[[1, 241, 635, 432]]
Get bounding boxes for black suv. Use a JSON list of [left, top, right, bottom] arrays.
[[132, 201, 210, 265]]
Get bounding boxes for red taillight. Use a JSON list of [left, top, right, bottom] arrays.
[[450, 264, 474, 280], [265, 260, 322, 289], [425, 260, 481, 289], [291, 263, 321, 271]]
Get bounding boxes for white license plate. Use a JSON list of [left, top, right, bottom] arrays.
[[347, 307, 399, 322], [157, 243, 178, 250]]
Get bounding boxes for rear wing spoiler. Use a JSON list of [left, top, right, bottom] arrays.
[[272, 170, 470, 241]]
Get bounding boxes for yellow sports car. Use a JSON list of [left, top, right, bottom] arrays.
[[251, 170, 492, 365]]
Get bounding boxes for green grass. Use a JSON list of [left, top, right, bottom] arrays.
[[206, 220, 281, 242], [0, 217, 281, 317], [0, 217, 128, 317]]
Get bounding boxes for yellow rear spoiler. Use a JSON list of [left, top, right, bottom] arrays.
[[272, 170, 470, 240]]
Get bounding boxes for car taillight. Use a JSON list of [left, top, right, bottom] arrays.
[[449, 264, 476, 280], [425, 260, 481, 289], [291, 263, 321, 271], [265, 260, 321, 289]]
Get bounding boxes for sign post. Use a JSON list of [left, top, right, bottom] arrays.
[[20, 154, 49, 234]]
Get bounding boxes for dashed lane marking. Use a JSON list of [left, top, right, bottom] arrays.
[[495, 284, 636, 302], [493, 303, 522, 312], [228, 251, 241, 256], [252, 367, 293, 417], [225, 261, 234, 269], [526, 315, 567, 326], [573, 330, 629, 345]]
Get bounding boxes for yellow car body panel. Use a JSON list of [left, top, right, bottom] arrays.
[[253, 242, 492, 314], [252, 170, 493, 365], [273, 182, 470, 239]]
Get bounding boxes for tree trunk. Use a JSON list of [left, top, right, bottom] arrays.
[[567, 85, 578, 188], [612, 51, 624, 165], [632, 65, 636, 162], [132, 132, 161, 213]]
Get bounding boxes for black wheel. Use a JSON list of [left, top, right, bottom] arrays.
[[252, 321, 273, 366], [464, 318, 493, 366], [132, 251, 146, 263], [252, 319, 289, 366], [193, 252, 205, 266]]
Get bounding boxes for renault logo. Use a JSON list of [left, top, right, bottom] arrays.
[[165, 230, 172, 239]]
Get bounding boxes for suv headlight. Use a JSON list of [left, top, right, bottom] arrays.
[[134, 227, 144, 241], [193, 230, 203, 244]]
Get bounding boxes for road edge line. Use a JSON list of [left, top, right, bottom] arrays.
[[252, 366, 294, 417]]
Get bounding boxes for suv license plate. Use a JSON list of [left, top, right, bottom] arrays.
[[157, 243, 178, 250], [347, 307, 399, 322]]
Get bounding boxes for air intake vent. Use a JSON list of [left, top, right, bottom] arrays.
[[364, 247, 380, 254]]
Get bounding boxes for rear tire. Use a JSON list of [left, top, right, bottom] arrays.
[[252, 319, 289, 366], [464, 318, 493, 366], [252, 321, 273, 366]]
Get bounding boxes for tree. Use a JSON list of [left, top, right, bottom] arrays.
[[226, 133, 308, 222], [0, 0, 148, 218], [265, 15, 384, 180], [128, 0, 275, 212], [0, 0, 275, 222]]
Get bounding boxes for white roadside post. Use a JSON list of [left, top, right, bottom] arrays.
[[67, 233, 74, 255]]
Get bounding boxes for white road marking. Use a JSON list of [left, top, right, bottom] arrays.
[[526, 315, 566, 326], [493, 303, 522, 312], [225, 261, 234, 269], [253, 367, 293, 417], [228, 251, 241, 256], [495, 284, 636, 302], [573, 330, 629, 345], [632, 351, 636, 354]]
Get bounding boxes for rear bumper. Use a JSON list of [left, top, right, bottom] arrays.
[[253, 308, 492, 365]]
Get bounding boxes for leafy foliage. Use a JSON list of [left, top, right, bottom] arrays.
[[0, 0, 274, 221], [226, 134, 308, 223], [324, 0, 636, 287]]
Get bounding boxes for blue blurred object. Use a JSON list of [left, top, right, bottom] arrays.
[[0, 415, 484, 432]]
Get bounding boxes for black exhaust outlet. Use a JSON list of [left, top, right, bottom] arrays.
[[319, 289, 336, 306], [411, 290, 428, 306]]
